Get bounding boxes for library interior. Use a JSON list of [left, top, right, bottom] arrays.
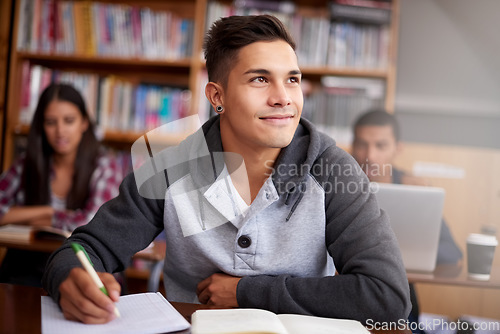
[[0, 0, 499, 333]]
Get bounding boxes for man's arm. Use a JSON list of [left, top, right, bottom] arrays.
[[42, 172, 165, 321], [234, 149, 410, 323]]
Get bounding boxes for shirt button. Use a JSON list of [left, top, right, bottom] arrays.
[[237, 235, 251, 248]]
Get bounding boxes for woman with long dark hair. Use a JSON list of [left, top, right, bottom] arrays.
[[0, 83, 126, 285]]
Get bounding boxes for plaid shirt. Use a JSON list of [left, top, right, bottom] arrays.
[[0, 150, 128, 231]]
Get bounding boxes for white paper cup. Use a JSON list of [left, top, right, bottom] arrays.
[[466, 233, 498, 280]]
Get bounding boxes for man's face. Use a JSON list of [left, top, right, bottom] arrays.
[[219, 40, 303, 151], [352, 125, 400, 181]]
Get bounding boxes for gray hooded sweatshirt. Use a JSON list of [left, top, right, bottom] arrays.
[[43, 116, 410, 324]]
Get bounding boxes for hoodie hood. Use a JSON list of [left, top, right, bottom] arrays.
[[135, 115, 336, 211], [198, 116, 336, 189], [194, 116, 337, 194], [191, 116, 337, 222]]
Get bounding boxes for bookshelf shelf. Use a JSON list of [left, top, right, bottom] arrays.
[[300, 66, 389, 79], [104, 129, 189, 146], [17, 52, 193, 69], [13, 124, 188, 147], [3, 0, 400, 170]]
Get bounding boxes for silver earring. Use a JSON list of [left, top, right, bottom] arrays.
[[215, 105, 224, 114]]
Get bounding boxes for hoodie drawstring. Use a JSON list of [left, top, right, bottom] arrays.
[[285, 183, 306, 222]]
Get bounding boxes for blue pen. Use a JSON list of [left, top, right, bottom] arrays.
[[71, 242, 121, 318]]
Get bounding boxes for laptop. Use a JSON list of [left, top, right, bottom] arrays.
[[371, 182, 445, 272]]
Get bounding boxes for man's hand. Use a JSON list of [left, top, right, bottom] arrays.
[[196, 273, 241, 307], [58, 267, 121, 324]]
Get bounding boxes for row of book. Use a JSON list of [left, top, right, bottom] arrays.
[[302, 76, 385, 144], [16, 0, 390, 68], [232, 0, 392, 23], [206, 1, 391, 69], [17, 0, 195, 60], [19, 62, 193, 134], [18, 62, 384, 143]]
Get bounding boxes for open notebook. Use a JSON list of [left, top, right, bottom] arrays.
[[41, 292, 190, 334], [191, 309, 369, 334], [0, 224, 71, 243]]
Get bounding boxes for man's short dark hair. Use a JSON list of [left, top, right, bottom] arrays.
[[203, 15, 296, 87], [353, 110, 401, 142]]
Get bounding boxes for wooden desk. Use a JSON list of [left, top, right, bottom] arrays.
[[407, 263, 500, 289], [0, 283, 411, 334]]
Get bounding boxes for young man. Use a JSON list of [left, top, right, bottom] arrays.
[[351, 110, 462, 333], [351, 110, 462, 265], [351, 110, 420, 185], [43, 16, 410, 325]]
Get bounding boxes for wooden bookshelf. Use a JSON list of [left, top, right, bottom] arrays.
[[0, 0, 13, 169], [12, 124, 189, 148], [2, 0, 400, 170]]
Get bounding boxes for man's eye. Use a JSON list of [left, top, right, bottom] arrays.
[[252, 77, 267, 83], [289, 77, 300, 83]]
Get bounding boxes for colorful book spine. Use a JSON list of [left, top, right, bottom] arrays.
[[18, 64, 191, 134], [16, 1, 194, 60], [205, 0, 391, 69]]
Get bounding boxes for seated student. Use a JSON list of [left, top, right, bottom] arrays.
[[351, 110, 463, 333], [43, 15, 410, 325], [0, 83, 126, 286]]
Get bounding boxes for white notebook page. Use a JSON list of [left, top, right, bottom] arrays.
[[278, 314, 370, 334], [41, 292, 190, 334]]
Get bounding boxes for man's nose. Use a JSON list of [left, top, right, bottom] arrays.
[[268, 83, 292, 107], [367, 147, 377, 163]]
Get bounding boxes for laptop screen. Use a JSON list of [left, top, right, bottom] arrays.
[[371, 182, 445, 272]]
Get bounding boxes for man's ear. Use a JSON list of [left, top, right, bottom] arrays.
[[205, 82, 224, 110]]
